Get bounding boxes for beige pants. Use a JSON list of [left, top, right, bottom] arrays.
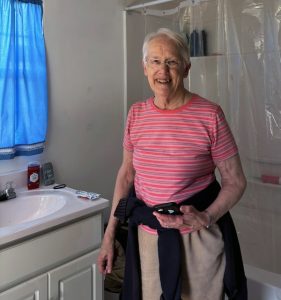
[[138, 225, 225, 300]]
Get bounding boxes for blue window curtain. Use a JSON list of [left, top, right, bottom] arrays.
[[0, 0, 48, 160]]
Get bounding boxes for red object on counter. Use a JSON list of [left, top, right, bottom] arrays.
[[27, 163, 40, 190], [261, 174, 281, 185]]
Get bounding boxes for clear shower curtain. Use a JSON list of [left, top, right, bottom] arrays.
[[126, 0, 281, 275]]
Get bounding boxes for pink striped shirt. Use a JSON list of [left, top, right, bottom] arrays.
[[123, 94, 238, 233]]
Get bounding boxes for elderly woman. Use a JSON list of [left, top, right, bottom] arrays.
[[98, 28, 247, 300]]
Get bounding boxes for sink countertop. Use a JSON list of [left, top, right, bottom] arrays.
[[0, 185, 109, 247]]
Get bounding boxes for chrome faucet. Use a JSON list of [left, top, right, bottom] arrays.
[[0, 182, 16, 201]]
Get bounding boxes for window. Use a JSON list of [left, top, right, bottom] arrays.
[[0, 0, 48, 160]]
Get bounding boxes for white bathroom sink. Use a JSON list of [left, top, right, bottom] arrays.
[[0, 186, 108, 247], [0, 190, 66, 228]]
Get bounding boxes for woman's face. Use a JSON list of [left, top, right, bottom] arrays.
[[143, 36, 190, 100]]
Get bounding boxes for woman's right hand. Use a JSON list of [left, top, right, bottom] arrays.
[[97, 236, 115, 275], [97, 148, 134, 274]]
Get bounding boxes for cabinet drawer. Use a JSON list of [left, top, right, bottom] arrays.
[[0, 214, 102, 292]]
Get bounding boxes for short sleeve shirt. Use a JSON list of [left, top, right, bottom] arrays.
[[123, 94, 238, 233]]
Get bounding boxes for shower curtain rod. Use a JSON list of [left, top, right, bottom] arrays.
[[125, 0, 201, 11], [125, 0, 174, 11]]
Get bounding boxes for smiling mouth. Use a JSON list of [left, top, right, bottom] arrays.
[[156, 79, 171, 84]]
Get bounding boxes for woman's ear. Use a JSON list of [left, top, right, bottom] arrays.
[[143, 61, 148, 77], [183, 63, 191, 78]]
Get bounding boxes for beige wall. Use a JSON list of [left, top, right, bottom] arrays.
[[42, 0, 124, 218]]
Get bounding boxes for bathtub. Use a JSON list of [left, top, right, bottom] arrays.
[[244, 264, 281, 300], [225, 264, 281, 300]]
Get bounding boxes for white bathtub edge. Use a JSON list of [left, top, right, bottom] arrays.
[[245, 264, 281, 289]]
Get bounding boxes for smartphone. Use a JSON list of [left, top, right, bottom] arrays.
[[153, 202, 183, 215]]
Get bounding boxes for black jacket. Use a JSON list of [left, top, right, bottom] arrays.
[[114, 180, 247, 300]]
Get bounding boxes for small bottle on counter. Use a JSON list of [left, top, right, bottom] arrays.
[[261, 174, 281, 185], [27, 162, 40, 190]]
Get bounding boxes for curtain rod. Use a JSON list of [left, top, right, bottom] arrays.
[[125, 0, 177, 11], [125, 0, 200, 11]]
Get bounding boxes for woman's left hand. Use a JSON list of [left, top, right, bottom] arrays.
[[153, 205, 209, 231]]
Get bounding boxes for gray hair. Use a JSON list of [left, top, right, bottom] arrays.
[[142, 28, 190, 66]]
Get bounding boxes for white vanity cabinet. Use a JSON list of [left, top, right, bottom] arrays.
[[48, 249, 102, 300], [0, 250, 102, 300], [0, 274, 48, 300], [0, 210, 106, 300]]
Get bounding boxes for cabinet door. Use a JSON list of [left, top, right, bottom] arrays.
[[49, 250, 103, 300], [0, 274, 47, 300]]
